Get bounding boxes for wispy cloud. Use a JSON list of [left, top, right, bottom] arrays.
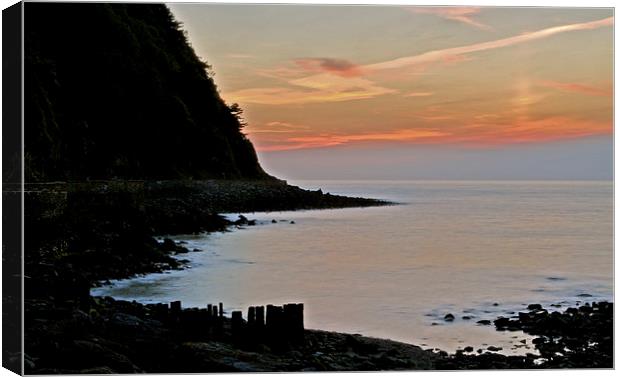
[[404, 91, 434, 97], [258, 128, 449, 151], [408, 7, 491, 30], [246, 121, 310, 134], [449, 116, 611, 145], [294, 58, 365, 77], [365, 17, 613, 72], [227, 75, 396, 105], [226, 17, 612, 106], [255, 113, 611, 152], [539, 80, 612, 97]]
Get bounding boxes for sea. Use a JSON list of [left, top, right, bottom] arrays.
[[93, 180, 613, 355]]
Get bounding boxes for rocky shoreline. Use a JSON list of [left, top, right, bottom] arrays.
[[24, 294, 613, 373], [23, 179, 613, 372]]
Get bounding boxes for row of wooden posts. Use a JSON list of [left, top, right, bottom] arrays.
[[159, 301, 305, 344], [230, 303, 305, 343]]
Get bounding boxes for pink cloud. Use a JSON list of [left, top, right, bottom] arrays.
[[294, 58, 365, 77], [226, 75, 396, 105], [539, 80, 612, 97], [257, 128, 449, 151], [227, 17, 613, 106]]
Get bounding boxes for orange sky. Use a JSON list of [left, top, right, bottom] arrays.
[[170, 5, 613, 157]]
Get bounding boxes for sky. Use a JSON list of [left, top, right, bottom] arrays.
[[168, 4, 613, 180]]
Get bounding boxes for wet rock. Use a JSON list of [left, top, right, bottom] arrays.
[[444, 313, 455, 321], [476, 320, 491, 325], [271, 219, 277, 223], [527, 304, 542, 311], [161, 238, 177, 251], [494, 317, 510, 328], [486, 346, 502, 352]]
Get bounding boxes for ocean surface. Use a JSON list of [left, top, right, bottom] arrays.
[[93, 180, 613, 354]]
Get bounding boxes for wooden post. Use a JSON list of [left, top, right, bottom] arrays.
[[284, 304, 294, 332], [266, 305, 276, 330], [213, 305, 218, 317], [256, 306, 265, 327], [207, 304, 213, 317], [296, 303, 304, 331], [231, 310, 243, 335], [294, 303, 304, 342], [170, 301, 181, 316], [219, 302, 224, 318], [248, 306, 256, 326]]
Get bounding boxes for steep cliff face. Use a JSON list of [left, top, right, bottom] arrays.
[[25, 3, 269, 181]]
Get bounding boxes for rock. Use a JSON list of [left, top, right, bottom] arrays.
[[290, 221, 296, 224], [271, 219, 277, 223], [532, 337, 545, 345], [161, 238, 177, 251], [70, 340, 142, 373], [462, 316, 472, 320], [476, 320, 491, 325], [487, 346, 502, 352], [464, 346, 474, 353], [444, 313, 455, 321], [527, 304, 543, 311]]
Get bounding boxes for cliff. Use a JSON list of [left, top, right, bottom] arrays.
[[25, 3, 268, 181]]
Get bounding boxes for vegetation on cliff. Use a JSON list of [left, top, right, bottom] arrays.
[[25, 3, 267, 181]]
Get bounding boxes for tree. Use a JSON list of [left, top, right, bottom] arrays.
[[229, 103, 247, 130]]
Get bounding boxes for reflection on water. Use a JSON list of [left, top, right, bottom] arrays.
[[93, 180, 613, 354]]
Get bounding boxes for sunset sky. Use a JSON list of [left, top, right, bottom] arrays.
[[169, 4, 613, 180]]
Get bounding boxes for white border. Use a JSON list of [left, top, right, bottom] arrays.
[[0, 1, 616, 377]]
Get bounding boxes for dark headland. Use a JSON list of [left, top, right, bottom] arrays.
[[15, 3, 612, 373]]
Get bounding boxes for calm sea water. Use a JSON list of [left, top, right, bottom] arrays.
[[93, 180, 613, 354]]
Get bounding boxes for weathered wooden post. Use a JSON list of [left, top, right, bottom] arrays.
[[248, 306, 256, 327], [266, 305, 276, 331], [294, 303, 304, 342], [213, 305, 218, 318], [231, 310, 243, 338], [219, 302, 224, 318], [207, 304, 213, 318], [256, 306, 265, 327], [283, 303, 294, 332], [296, 303, 304, 331], [266, 304, 286, 346], [170, 301, 182, 328]]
